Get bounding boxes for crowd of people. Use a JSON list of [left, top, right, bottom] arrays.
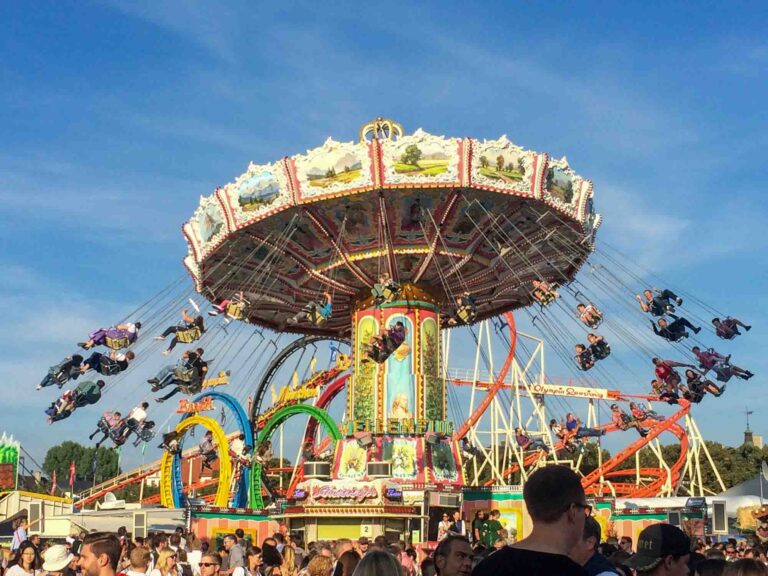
[[5, 466, 768, 576]]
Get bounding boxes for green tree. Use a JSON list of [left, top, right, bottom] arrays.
[[400, 145, 422, 167], [479, 156, 489, 168], [43, 441, 120, 484], [496, 155, 505, 171], [564, 180, 574, 203]]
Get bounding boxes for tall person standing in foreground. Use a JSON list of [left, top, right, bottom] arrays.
[[471, 465, 589, 576]]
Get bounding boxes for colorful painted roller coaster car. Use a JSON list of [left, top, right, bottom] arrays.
[[37, 354, 83, 390], [78, 322, 141, 351], [255, 353, 350, 430]]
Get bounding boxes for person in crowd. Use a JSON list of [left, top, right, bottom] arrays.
[[148, 550, 177, 576], [565, 413, 606, 441], [610, 404, 648, 438], [722, 559, 768, 575], [79, 322, 142, 350], [333, 550, 359, 576], [618, 537, 633, 555], [346, 551, 396, 576], [471, 511, 485, 547], [448, 511, 467, 538], [199, 431, 218, 470], [438, 513, 453, 542], [653, 358, 694, 393], [421, 558, 437, 576], [629, 402, 664, 422], [77, 532, 121, 576], [10, 519, 29, 552], [433, 536, 473, 576], [287, 292, 332, 326], [570, 516, 618, 576], [625, 524, 690, 576], [90, 411, 125, 448], [6, 541, 40, 576], [80, 350, 135, 376], [694, 559, 726, 576], [651, 315, 700, 342], [636, 289, 683, 317], [37, 355, 84, 390], [587, 333, 611, 361], [156, 309, 206, 355], [198, 553, 220, 576], [124, 548, 150, 576], [472, 465, 590, 575], [305, 556, 332, 576], [577, 303, 603, 329], [712, 317, 751, 340], [223, 535, 244, 576], [575, 344, 595, 371], [481, 510, 503, 549], [247, 547, 263, 576]]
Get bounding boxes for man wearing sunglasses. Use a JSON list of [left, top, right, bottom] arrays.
[[199, 554, 221, 576], [472, 465, 589, 575]]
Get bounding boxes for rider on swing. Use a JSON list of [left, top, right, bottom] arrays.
[[532, 280, 559, 306], [712, 317, 751, 340], [37, 354, 84, 390], [371, 272, 401, 304], [156, 309, 205, 355], [208, 291, 250, 320], [587, 333, 611, 360], [78, 322, 141, 350], [576, 303, 603, 328], [635, 288, 682, 316], [288, 291, 332, 326]]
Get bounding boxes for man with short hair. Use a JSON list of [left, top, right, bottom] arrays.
[[125, 548, 151, 576], [571, 517, 618, 576], [222, 535, 243, 575], [435, 536, 473, 576], [625, 524, 690, 576], [77, 532, 121, 576], [149, 534, 167, 572], [332, 539, 353, 574], [449, 511, 467, 538], [472, 465, 589, 575], [619, 536, 633, 555], [199, 553, 221, 576], [356, 537, 369, 555], [168, 534, 181, 554], [471, 511, 485, 546], [480, 510, 502, 548]]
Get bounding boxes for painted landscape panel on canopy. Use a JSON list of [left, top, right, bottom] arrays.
[[544, 158, 583, 211], [223, 161, 291, 228], [185, 196, 228, 260], [293, 138, 374, 199], [470, 136, 535, 195], [381, 129, 461, 186], [336, 439, 368, 481], [381, 437, 419, 480]]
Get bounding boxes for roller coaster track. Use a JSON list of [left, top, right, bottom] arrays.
[[453, 312, 517, 441]]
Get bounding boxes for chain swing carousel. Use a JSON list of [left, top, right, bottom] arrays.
[[179, 118, 598, 541]]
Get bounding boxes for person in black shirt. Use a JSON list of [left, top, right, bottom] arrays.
[[471, 511, 485, 546], [651, 315, 700, 342], [571, 516, 618, 576], [153, 348, 209, 403], [636, 288, 682, 317], [472, 465, 589, 576]]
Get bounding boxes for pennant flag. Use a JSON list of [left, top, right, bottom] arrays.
[[68, 461, 76, 487], [50, 470, 56, 496]]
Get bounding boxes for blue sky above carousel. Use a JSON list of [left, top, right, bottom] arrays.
[[0, 1, 766, 468]]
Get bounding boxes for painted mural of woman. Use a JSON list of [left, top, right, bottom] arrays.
[[385, 315, 415, 420]]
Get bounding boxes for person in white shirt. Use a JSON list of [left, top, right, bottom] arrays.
[[120, 402, 149, 441]]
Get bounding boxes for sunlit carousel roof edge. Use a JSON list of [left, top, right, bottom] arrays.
[[181, 118, 602, 336]]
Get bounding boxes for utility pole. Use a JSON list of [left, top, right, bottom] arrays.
[[745, 408, 755, 446]]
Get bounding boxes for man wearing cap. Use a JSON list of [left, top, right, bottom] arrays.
[[571, 517, 618, 576], [627, 524, 690, 576], [356, 537, 369, 555], [44, 544, 75, 576], [472, 465, 589, 576]]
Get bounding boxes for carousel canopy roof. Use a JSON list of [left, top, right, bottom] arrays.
[[183, 119, 600, 336]]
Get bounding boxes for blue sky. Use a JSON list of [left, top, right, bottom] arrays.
[[1, 1, 767, 474]]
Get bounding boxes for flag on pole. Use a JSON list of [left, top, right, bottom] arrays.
[[68, 461, 76, 488], [50, 470, 56, 496], [761, 460, 768, 482]]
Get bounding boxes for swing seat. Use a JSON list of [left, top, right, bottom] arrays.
[[137, 427, 156, 442], [225, 301, 247, 320], [456, 305, 477, 324], [309, 309, 328, 326], [592, 344, 611, 360], [179, 381, 202, 395], [99, 357, 122, 376], [173, 367, 197, 383], [536, 292, 557, 306], [105, 336, 130, 350], [176, 326, 202, 343]]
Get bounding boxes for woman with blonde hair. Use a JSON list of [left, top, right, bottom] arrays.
[[149, 549, 179, 576], [306, 556, 333, 576], [351, 550, 403, 576], [281, 544, 297, 576], [723, 559, 768, 576]]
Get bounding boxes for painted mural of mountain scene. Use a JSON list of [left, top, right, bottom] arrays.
[[305, 151, 363, 188], [196, 203, 224, 243], [235, 170, 281, 211], [393, 142, 449, 176], [477, 148, 525, 183], [546, 166, 577, 204]]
